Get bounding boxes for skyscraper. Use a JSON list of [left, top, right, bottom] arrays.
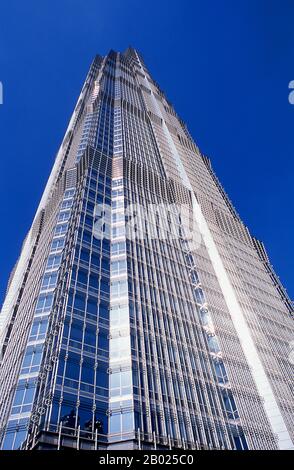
[[0, 48, 293, 451]]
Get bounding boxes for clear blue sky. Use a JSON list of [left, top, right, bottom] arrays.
[[0, 0, 293, 302]]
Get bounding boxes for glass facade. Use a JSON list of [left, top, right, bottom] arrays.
[[0, 48, 293, 450]]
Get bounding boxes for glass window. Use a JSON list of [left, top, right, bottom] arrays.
[[61, 200, 73, 209], [122, 412, 133, 432], [207, 335, 220, 353], [110, 280, 128, 298], [111, 259, 127, 275], [89, 273, 99, 289], [58, 211, 70, 222], [54, 224, 68, 236], [2, 433, 15, 450], [51, 237, 65, 251], [110, 372, 120, 388], [46, 254, 61, 269], [41, 273, 57, 290], [110, 414, 120, 434], [111, 241, 126, 256], [77, 269, 88, 285], [214, 361, 228, 384], [74, 294, 86, 311], [30, 318, 48, 341], [36, 294, 53, 313]]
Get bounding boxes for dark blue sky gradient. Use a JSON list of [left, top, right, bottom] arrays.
[[0, 0, 293, 302]]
